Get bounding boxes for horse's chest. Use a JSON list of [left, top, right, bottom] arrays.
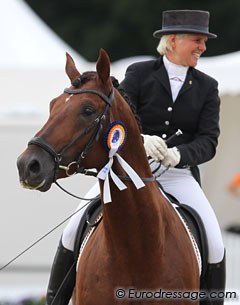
[[76, 236, 124, 303]]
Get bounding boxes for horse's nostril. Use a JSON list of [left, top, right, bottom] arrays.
[[29, 159, 40, 174]]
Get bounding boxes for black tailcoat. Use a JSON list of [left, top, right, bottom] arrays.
[[121, 56, 220, 184]]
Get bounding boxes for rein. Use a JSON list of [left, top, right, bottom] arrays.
[[54, 169, 157, 201], [0, 198, 94, 272]]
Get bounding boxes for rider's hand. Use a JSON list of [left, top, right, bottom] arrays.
[[142, 134, 168, 161], [161, 147, 181, 167]]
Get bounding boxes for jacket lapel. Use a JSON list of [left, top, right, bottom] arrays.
[[178, 68, 194, 98], [153, 58, 172, 98]]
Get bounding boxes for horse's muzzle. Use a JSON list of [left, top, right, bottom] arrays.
[[17, 146, 55, 192]]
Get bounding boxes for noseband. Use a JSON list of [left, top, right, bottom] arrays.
[[28, 87, 114, 177]]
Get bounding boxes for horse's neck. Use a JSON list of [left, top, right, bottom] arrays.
[[99, 136, 166, 257]]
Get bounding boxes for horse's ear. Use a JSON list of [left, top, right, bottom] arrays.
[[96, 48, 111, 85], [65, 52, 81, 82]]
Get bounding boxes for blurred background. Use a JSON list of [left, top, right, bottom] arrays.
[[1, 0, 240, 304]]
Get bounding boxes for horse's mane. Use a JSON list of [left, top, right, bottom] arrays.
[[72, 72, 142, 132]]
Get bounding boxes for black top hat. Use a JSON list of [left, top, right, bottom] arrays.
[[153, 10, 217, 39]]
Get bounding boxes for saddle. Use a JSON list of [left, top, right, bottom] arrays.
[[158, 189, 208, 278], [167, 195, 208, 277], [74, 191, 208, 279], [73, 195, 102, 262]]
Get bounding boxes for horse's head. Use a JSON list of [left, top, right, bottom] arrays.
[[17, 49, 142, 192]]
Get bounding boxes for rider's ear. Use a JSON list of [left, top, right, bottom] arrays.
[[65, 52, 81, 83], [96, 48, 111, 87]]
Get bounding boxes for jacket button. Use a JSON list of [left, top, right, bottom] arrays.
[[162, 134, 167, 139], [165, 121, 170, 125], [168, 107, 173, 112]]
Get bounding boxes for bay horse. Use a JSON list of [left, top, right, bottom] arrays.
[[17, 49, 200, 304]]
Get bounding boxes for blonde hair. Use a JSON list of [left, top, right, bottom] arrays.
[[156, 34, 186, 55]]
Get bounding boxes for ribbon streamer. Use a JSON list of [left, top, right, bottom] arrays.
[[97, 152, 145, 203]]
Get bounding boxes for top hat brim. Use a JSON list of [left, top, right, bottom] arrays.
[[153, 28, 217, 39]]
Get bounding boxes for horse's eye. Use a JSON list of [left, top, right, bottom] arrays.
[[82, 106, 96, 116]]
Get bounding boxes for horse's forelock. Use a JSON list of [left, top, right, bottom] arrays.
[[72, 71, 97, 88]]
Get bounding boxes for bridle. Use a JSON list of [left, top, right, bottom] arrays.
[[28, 87, 114, 178]]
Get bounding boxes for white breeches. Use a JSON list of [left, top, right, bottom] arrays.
[[62, 165, 224, 264], [62, 183, 100, 252], [157, 166, 225, 263]]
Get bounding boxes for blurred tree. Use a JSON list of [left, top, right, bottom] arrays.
[[24, 0, 240, 61]]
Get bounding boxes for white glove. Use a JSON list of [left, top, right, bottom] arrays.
[[161, 147, 181, 167], [142, 134, 167, 161]]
